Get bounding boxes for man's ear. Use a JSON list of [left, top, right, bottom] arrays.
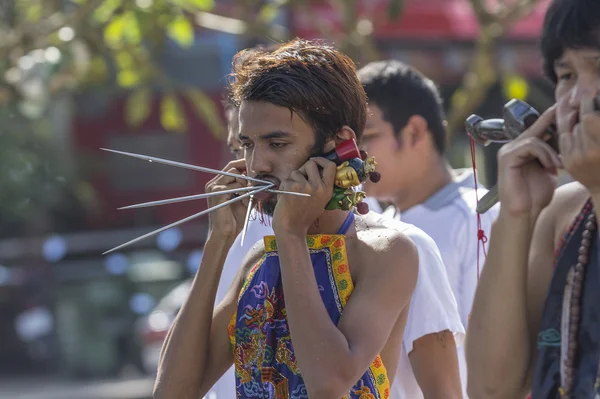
[[401, 115, 428, 148], [323, 125, 357, 153]]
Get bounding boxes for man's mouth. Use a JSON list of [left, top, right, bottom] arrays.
[[251, 177, 280, 202]]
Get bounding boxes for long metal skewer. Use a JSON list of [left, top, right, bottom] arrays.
[[118, 186, 258, 210], [103, 184, 273, 255], [100, 148, 271, 185], [240, 195, 254, 247], [268, 189, 310, 197], [118, 186, 310, 211]]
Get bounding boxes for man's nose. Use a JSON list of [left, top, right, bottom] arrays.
[[246, 146, 272, 177]]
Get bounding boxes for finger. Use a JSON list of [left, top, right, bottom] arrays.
[[556, 96, 574, 136], [309, 157, 337, 188], [571, 124, 586, 159], [212, 182, 246, 195], [303, 160, 323, 187], [206, 160, 247, 187], [580, 90, 598, 121], [509, 138, 562, 169], [223, 158, 247, 171], [215, 167, 250, 188], [559, 132, 574, 157], [289, 170, 308, 184], [581, 113, 600, 146], [519, 104, 558, 140]]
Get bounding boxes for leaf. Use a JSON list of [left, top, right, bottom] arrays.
[[115, 52, 134, 69], [125, 88, 152, 128], [388, 0, 404, 21], [122, 12, 142, 44], [94, 0, 123, 23], [104, 14, 127, 47], [103, 11, 141, 47], [24, 2, 43, 21], [117, 69, 141, 87], [184, 0, 215, 11], [167, 15, 195, 48], [185, 89, 224, 139], [160, 94, 188, 133]]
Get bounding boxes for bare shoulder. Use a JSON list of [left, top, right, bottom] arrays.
[[540, 182, 590, 247], [349, 213, 419, 280], [238, 238, 267, 280]]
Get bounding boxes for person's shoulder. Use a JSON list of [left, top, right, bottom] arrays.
[[238, 237, 267, 277], [354, 214, 419, 271], [548, 181, 590, 208], [540, 181, 590, 238]]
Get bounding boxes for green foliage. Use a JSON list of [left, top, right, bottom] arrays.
[[185, 89, 225, 139], [125, 87, 153, 127], [167, 15, 195, 48], [1, 0, 223, 134], [0, 106, 86, 236], [160, 94, 188, 133]]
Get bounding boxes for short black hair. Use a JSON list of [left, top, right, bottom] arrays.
[[230, 39, 367, 144], [541, 0, 600, 83], [357, 60, 446, 154]]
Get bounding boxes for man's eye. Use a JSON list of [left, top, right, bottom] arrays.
[[270, 143, 287, 149], [558, 72, 574, 81], [241, 142, 253, 149]]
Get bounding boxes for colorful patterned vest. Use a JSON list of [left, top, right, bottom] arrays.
[[228, 212, 390, 399]]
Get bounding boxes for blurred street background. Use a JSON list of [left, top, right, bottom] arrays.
[[0, 0, 566, 397]]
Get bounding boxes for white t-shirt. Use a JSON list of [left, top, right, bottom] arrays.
[[372, 211, 465, 399], [208, 206, 465, 399], [380, 168, 500, 398]]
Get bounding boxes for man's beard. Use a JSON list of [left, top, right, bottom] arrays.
[[258, 139, 327, 217]]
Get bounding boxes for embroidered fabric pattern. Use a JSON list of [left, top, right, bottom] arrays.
[[228, 234, 390, 399]]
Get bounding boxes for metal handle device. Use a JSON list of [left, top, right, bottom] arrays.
[[465, 99, 559, 214]]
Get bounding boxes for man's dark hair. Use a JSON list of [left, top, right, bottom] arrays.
[[357, 60, 447, 154], [229, 39, 367, 146], [541, 0, 600, 83], [222, 46, 271, 114]]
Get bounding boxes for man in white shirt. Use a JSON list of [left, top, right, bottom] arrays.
[[358, 60, 500, 398]]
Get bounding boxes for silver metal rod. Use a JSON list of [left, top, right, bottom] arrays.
[[103, 184, 273, 255], [240, 195, 254, 247], [101, 148, 271, 185], [118, 186, 258, 210], [476, 185, 498, 214], [118, 186, 311, 210], [269, 189, 310, 197]]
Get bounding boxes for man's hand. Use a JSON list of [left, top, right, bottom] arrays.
[[272, 157, 337, 235], [560, 91, 600, 195], [205, 159, 251, 238], [496, 104, 562, 218]]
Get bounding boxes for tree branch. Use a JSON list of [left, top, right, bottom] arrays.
[[468, 0, 492, 24], [445, 0, 541, 143]]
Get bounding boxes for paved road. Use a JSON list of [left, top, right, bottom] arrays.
[[0, 376, 155, 399]]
